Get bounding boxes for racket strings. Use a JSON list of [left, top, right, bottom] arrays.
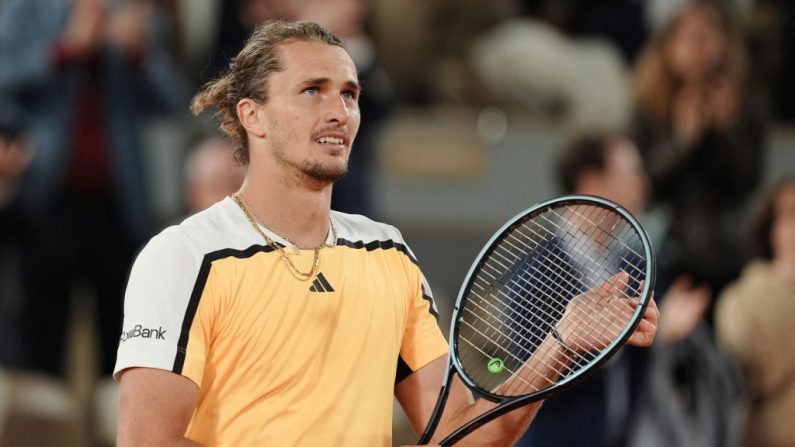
[[563, 205, 646, 261], [468, 259, 599, 369], [460, 283, 587, 391], [458, 322, 558, 391], [465, 249, 626, 394], [462, 256, 635, 394], [504, 228, 638, 308], [492, 217, 641, 343], [456, 203, 647, 397], [460, 285, 586, 395], [459, 289, 585, 383], [509, 206, 644, 336], [505, 215, 641, 295], [464, 276, 589, 378], [516, 215, 644, 348], [530, 207, 646, 283], [518, 209, 644, 308]]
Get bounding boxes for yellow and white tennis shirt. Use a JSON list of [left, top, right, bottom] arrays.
[[114, 197, 448, 446]]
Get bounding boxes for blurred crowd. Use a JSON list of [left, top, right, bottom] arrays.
[[0, 0, 793, 446]]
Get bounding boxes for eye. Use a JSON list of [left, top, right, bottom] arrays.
[[303, 86, 319, 95], [342, 90, 358, 100]]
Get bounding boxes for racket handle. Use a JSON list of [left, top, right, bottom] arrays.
[[418, 364, 456, 444], [417, 384, 449, 444]]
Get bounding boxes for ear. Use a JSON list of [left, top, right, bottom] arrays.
[[236, 98, 267, 139]]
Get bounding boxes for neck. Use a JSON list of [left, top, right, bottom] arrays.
[[237, 167, 334, 250]]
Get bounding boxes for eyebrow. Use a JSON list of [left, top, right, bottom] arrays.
[[303, 77, 361, 91]]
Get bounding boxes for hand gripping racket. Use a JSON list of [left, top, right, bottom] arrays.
[[417, 195, 655, 445]]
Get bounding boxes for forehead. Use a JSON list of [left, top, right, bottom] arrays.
[[273, 40, 358, 85], [606, 138, 642, 169], [674, 5, 723, 35], [775, 184, 795, 210]]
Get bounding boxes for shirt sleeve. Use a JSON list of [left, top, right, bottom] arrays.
[[113, 227, 212, 386], [396, 238, 448, 382]]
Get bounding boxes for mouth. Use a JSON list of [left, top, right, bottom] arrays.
[[315, 135, 345, 146], [313, 131, 349, 153]]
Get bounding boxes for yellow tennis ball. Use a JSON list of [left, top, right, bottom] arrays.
[[487, 357, 504, 374]]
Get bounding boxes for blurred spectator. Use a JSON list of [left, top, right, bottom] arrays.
[[0, 100, 31, 210], [0, 99, 32, 369], [518, 132, 719, 447], [183, 136, 246, 213], [631, 0, 768, 307], [519, 0, 648, 63], [374, 0, 640, 131], [372, 0, 504, 107], [517, 133, 651, 447], [715, 177, 795, 446], [744, 0, 795, 121], [469, 14, 631, 132], [0, 0, 188, 384], [203, 0, 392, 215], [627, 319, 744, 447], [203, 0, 300, 85]]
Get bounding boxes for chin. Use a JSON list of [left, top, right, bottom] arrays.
[[302, 161, 348, 184]]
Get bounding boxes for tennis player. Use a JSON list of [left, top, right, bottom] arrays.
[[114, 20, 658, 446]]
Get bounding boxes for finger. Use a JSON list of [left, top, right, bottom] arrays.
[[596, 271, 629, 300], [671, 275, 693, 291], [632, 280, 654, 302], [643, 302, 659, 326], [646, 296, 660, 320], [627, 319, 656, 347]]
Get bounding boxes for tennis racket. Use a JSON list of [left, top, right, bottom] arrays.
[[417, 194, 655, 446]]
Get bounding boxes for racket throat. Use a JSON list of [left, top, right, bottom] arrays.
[[418, 364, 456, 444]]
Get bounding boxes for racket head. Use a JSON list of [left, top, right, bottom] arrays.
[[449, 194, 655, 403]]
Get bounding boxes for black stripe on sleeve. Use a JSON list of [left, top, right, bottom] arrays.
[[172, 244, 275, 374], [172, 259, 212, 374]]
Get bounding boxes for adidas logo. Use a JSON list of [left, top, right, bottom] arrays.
[[309, 272, 335, 293]]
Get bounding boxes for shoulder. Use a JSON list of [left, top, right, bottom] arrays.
[[134, 198, 259, 272], [331, 211, 419, 261], [716, 260, 781, 321], [123, 198, 261, 324], [721, 260, 780, 298], [332, 212, 403, 242]]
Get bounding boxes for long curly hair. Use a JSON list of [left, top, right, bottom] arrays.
[[631, 0, 747, 123]]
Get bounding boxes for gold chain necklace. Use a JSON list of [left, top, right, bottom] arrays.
[[232, 192, 337, 281]]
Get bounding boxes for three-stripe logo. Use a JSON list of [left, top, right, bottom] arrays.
[[309, 272, 335, 292]]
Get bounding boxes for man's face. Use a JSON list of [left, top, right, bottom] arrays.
[[772, 183, 795, 262], [600, 138, 649, 216], [260, 40, 360, 185]]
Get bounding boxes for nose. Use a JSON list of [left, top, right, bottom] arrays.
[[324, 95, 351, 125]]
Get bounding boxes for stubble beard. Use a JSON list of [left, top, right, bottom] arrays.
[[272, 142, 349, 185], [300, 159, 348, 184]]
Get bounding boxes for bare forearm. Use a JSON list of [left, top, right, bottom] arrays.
[[436, 337, 567, 445], [437, 378, 541, 446], [117, 368, 201, 447]]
